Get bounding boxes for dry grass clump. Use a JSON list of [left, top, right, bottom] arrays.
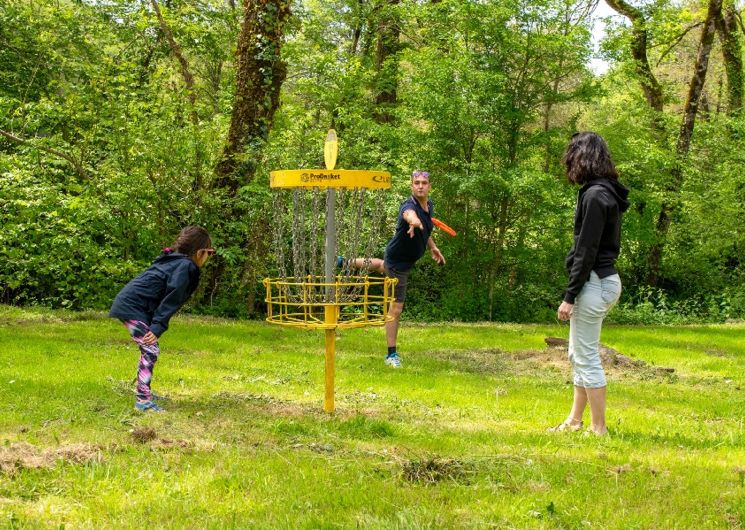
[[0, 442, 101, 475]]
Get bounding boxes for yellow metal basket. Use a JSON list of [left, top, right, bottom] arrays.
[[265, 129, 395, 412], [263, 275, 398, 330]]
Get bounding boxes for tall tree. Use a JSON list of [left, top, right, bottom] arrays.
[[714, 1, 743, 114], [150, 0, 206, 191], [607, 0, 723, 285], [215, 0, 292, 191], [373, 0, 400, 124], [605, 0, 664, 121]]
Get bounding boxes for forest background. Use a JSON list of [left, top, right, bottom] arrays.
[[1, 0, 743, 324]]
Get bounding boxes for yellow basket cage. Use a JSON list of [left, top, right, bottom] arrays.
[[263, 275, 397, 330]]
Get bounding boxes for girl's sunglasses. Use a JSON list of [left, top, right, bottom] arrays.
[[202, 248, 216, 256]]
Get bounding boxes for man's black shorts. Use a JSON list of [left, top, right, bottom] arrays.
[[384, 263, 410, 303]]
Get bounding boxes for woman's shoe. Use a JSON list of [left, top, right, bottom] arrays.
[[547, 420, 583, 433], [583, 427, 609, 437]]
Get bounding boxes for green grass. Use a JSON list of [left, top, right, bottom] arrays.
[[1, 305, 744, 528]]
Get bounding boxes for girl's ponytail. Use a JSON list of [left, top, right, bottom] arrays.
[[171, 226, 211, 257]]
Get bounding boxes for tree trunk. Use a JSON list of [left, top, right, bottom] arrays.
[[647, 0, 722, 285], [373, 0, 400, 124], [677, 0, 722, 158], [205, 0, 291, 310], [151, 0, 198, 123], [605, 0, 664, 126], [715, 2, 743, 114], [215, 0, 292, 191], [350, 0, 365, 56]]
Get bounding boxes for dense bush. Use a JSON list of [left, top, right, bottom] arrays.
[[1, 0, 742, 323]]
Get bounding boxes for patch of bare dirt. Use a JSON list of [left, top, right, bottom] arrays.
[[128, 427, 209, 451], [428, 348, 508, 375], [0, 442, 101, 475], [154, 438, 194, 449], [209, 391, 368, 420], [538, 337, 675, 376]]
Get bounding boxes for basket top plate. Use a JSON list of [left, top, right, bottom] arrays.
[[270, 169, 391, 189]]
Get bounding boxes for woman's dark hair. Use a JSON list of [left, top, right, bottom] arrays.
[[562, 132, 618, 184], [172, 226, 211, 257]]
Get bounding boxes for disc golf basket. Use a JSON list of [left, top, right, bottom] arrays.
[[263, 130, 397, 412]]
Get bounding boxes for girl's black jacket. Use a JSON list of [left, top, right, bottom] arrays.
[[564, 178, 630, 304], [109, 252, 201, 337]]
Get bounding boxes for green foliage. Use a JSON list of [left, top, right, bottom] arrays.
[[1, 0, 743, 322]]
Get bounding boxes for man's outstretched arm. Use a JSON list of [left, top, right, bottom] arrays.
[[402, 209, 423, 238]]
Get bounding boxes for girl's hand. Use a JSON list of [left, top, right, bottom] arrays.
[[557, 301, 574, 321], [141, 331, 158, 345]]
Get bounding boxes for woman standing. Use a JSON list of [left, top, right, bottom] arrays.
[[552, 132, 630, 436]]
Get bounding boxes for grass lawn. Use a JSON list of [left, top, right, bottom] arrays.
[[1, 304, 744, 528]]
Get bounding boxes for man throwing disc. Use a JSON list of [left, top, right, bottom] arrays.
[[343, 170, 445, 367]]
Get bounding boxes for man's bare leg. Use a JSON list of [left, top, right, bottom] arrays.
[[348, 257, 384, 274], [386, 301, 404, 348]]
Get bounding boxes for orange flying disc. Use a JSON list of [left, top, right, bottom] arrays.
[[432, 217, 457, 237]]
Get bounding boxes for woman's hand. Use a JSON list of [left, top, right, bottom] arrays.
[[557, 301, 574, 321]]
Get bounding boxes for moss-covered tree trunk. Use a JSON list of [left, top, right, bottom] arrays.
[[648, 0, 722, 286], [373, 0, 400, 124], [215, 0, 292, 192], [207, 0, 291, 315], [606, 0, 722, 287], [715, 2, 743, 115], [605, 0, 664, 124]]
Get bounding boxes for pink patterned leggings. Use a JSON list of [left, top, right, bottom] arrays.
[[122, 320, 160, 402]]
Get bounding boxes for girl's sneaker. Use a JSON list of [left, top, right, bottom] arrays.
[[384, 352, 401, 368], [134, 400, 164, 412]]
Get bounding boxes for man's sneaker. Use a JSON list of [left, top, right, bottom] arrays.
[[384, 352, 402, 368], [134, 400, 164, 412]]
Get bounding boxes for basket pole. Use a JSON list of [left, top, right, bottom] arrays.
[[324, 306, 336, 413], [323, 131, 338, 413]]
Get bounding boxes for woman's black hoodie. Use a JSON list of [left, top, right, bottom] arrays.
[[564, 178, 630, 304]]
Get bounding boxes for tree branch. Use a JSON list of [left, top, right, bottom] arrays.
[[655, 22, 703, 66], [150, 0, 199, 124], [605, 0, 643, 22], [0, 129, 88, 179], [606, 0, 664, 116]]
